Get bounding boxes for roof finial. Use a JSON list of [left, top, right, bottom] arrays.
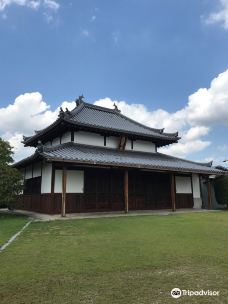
[[113, 103, 120, 112], [65, 107, 70, 115], [75, 95, 84, 106], [58, 107, 65, 118]]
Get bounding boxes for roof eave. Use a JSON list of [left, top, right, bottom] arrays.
[[13, 152, 43, 168], [23, 118, 64, 147], [43, 156, 222, 175]]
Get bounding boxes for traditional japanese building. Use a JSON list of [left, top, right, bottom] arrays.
[[14, 96, 222, 215]]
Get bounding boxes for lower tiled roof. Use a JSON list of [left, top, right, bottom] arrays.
[[33, 142, 223, 174]]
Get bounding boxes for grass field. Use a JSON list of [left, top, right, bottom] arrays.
[[0, 212, 227, 304], [0, 213, 29, 246]]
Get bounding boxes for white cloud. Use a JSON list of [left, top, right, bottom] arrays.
[[94, 98, 211, 158], [81, 29, 89, 37], [0, 92, 75, 161], [0, 0, 60, 12], [112, 31, 120, 44], [184, 70, 228, 125], [2, 70, 228, 163], [43, 0, 59, 11], [3, 132, 36, 161], [95, 69, 228, 159], [183, 126, 210, 141], [160, 140, 211, 159], [90, 15, 96, 22], [205, 0, 228, 29]]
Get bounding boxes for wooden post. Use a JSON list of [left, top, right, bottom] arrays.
[[208, 179, 212, 210], [61, 166, 67, 217], [124, 170, 129, 213], [51, 164, 55, 212], [171, 174, 176, 212]]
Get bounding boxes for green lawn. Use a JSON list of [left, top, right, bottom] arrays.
[[0, 213, 29, 246], [0, 212, 227, 304]]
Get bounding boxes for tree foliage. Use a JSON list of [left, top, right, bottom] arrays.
[[214, 175, 228, 207], [0, 138, 23, 209]]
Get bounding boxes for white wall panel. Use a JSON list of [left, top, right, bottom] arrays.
[[192, 174, 202, 208], [52, 137, 60, 146], [41, 163, 52, 193], [130, 140, 156, 153], [54, 170, 62, 193], [74, 131, 104, 147], [54, 169, 84, 193], [125, 139, 132, 150], [106, 136, 119, 148], [66, 170, 84, 193], [192, 174, 201, 198], [25, 165, 32, 179], [33, 162, 42, 177], [175, 176, 192, 194], [61, 132, 71, 144]]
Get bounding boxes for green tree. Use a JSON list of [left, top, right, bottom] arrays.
[[214, 175, 228, 208], [0, 138, 23, 209]]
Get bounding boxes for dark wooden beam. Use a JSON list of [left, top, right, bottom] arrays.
[[51, 164, 55, 211], [71, 130, 74, 142], [124, 170, 129, 213], [119, 136, 127, 151], [61, 166, 67, 217], [171, 173, 176, 212], [208, 179, 212, 210]]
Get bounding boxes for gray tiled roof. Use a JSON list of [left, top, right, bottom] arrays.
[[23, 101, 180, 146], [36, 142, 222, 174], [68, 102, 179, 140]]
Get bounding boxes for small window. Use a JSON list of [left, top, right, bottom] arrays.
[[104, 136, 107, 146]]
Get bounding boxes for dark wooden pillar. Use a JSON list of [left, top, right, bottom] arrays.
[[124, 170, 129, 213], [51, 164, 55, 213], [61, 166, 67, 217], [208, 179, 212, 210], [171, 174, 176, 212]]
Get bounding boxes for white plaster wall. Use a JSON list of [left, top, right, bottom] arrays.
[[54, 169, 84, 193], [192, 174, 201, 198], [175, 176, 192, 194], [106, 136, 119, 148], [41, 163, 52, 193], [67, 170, 84, 193], [128, 140, 156, 153], [74, 131, 104, 147], [61, 132, 71, 144], [44, 141, 51, 147], [33, 162, 42, 177], [52, 137, 60, 146], [192, 174, 202, 208], [54, 170, 62, 193], [125, 139, 132, 151], [25, 165, 32, 179]]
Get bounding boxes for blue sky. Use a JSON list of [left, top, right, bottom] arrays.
[[1, 0, 228, 164]]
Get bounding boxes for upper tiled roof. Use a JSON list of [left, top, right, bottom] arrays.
[[14, 142, 222, 175], [23, 100, 180, 146], [68, 102, 179, 140]]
